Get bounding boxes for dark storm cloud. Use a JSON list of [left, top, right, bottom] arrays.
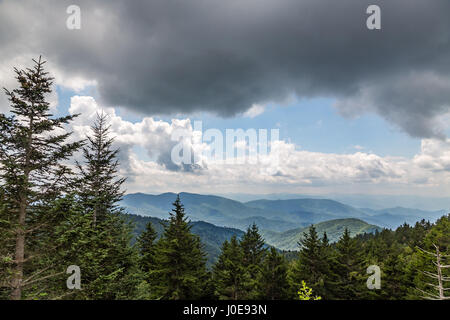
[[1, 0, 450, 138]]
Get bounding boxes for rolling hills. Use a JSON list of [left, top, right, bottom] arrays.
[[121, 192, 445, 235], [260, 218, 382, 251], [121, 192, 373, 231]]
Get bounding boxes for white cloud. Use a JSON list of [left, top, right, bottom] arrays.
[[243, 104, 265, 118], [63, 96, 450, 196], [413, 138, 450, 172]]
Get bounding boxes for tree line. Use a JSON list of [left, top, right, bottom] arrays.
[[0, 58, 448, 300]]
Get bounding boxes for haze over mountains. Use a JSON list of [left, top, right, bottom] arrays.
[[222, 193, 450, 212], [122, 192, 446, 231]]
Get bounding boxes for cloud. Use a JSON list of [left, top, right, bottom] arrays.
[[1, 0, 450, 138], [65, 98, 450, 195], [413, 138, 450, 172], [68, 96, 206, 173], [243, 104, 265, 118]]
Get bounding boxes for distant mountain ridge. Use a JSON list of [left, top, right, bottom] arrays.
[[260, 218, 382, 251], [122, 192, 295, 232], [121, 192, 373, 232], [121, 192, 445, 232], [358, 207, 447, 228]]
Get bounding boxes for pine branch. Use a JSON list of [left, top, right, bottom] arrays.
[[22, 271, 65, 287], [23, 265, 52, 284]]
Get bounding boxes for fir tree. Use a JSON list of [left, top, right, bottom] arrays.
[[334, 228, 365, 299], [137, 221, 158, 275], [0, 57, 81, 300], [68, 113, 140, 299], [152, 195, 208, 299], [257, 247, 290, 300], [412, 215, 450, 300], [137, 221, 158, 297], [213, 236, 248, 300], [289, 225, 333, 299], [77, 112, 125, 226], [240, 223, 267, 298]]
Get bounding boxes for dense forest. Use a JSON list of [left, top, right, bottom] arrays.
[[0, 58, 448, 300]]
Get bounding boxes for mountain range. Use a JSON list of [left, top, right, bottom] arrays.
[[122, 192, 447, 263], [121, 192, 446, 231]]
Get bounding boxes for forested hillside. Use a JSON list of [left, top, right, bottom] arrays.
[[261, 218, 381, 251]]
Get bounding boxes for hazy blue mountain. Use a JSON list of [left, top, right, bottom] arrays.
[[122, 193, 369, 232], [359, 207, 447, 229], [126, 214, 245, 266], [361, 206, 446, 217], [122, 192, 297, 231], [121, 192, 447, 233], [260, 218, 382, 251], [223, 193, 450, 211], [245, 198, 369, 220]]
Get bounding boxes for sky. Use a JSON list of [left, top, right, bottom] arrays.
[[1, 0, 450, 198]]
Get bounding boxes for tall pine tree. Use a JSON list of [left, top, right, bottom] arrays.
[[68, 113, 140, 299], [289, 225, 334, 299], [0, 57, 81, 300], [333, 228, 365, 299], [240, 223, 267, 298], [213, 236, 248, 300], [152, 195, 208, 299], [77, 112, 125, 226], [257, 247, 290, 300]]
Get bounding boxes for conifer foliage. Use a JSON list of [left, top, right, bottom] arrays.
[[77, 112, 125, 226], [151, 195, 208, 299], [0, 57, 82, 300], [67, 112, 139, 300]]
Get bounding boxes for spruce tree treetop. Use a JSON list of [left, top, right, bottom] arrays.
[[241, 222, 267, 267], [77, 112, 126, 225], [138, 222, 158, 255], [152, 195, 208, 299], [0, 57, 82, 300], [213, 235, 248, 300], [298, 225, 320, 253], [170, 194, 189, 225]]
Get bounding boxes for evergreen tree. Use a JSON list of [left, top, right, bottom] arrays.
[[77, 112, 125, 226], [213, 236, 248, 300], [68, 113, 140, 299], [152, 195, 208, 299], [137, 221, 158, 275], [289, 225, 334, 299], [136, 221, 159, 298], [240, 223, 267, 298], [241, 223, 267, 267], [0, 57, 81, 300], [257, 247, 290, 300], [411, 215, 450, 300], [334, 228, 365, 299]]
